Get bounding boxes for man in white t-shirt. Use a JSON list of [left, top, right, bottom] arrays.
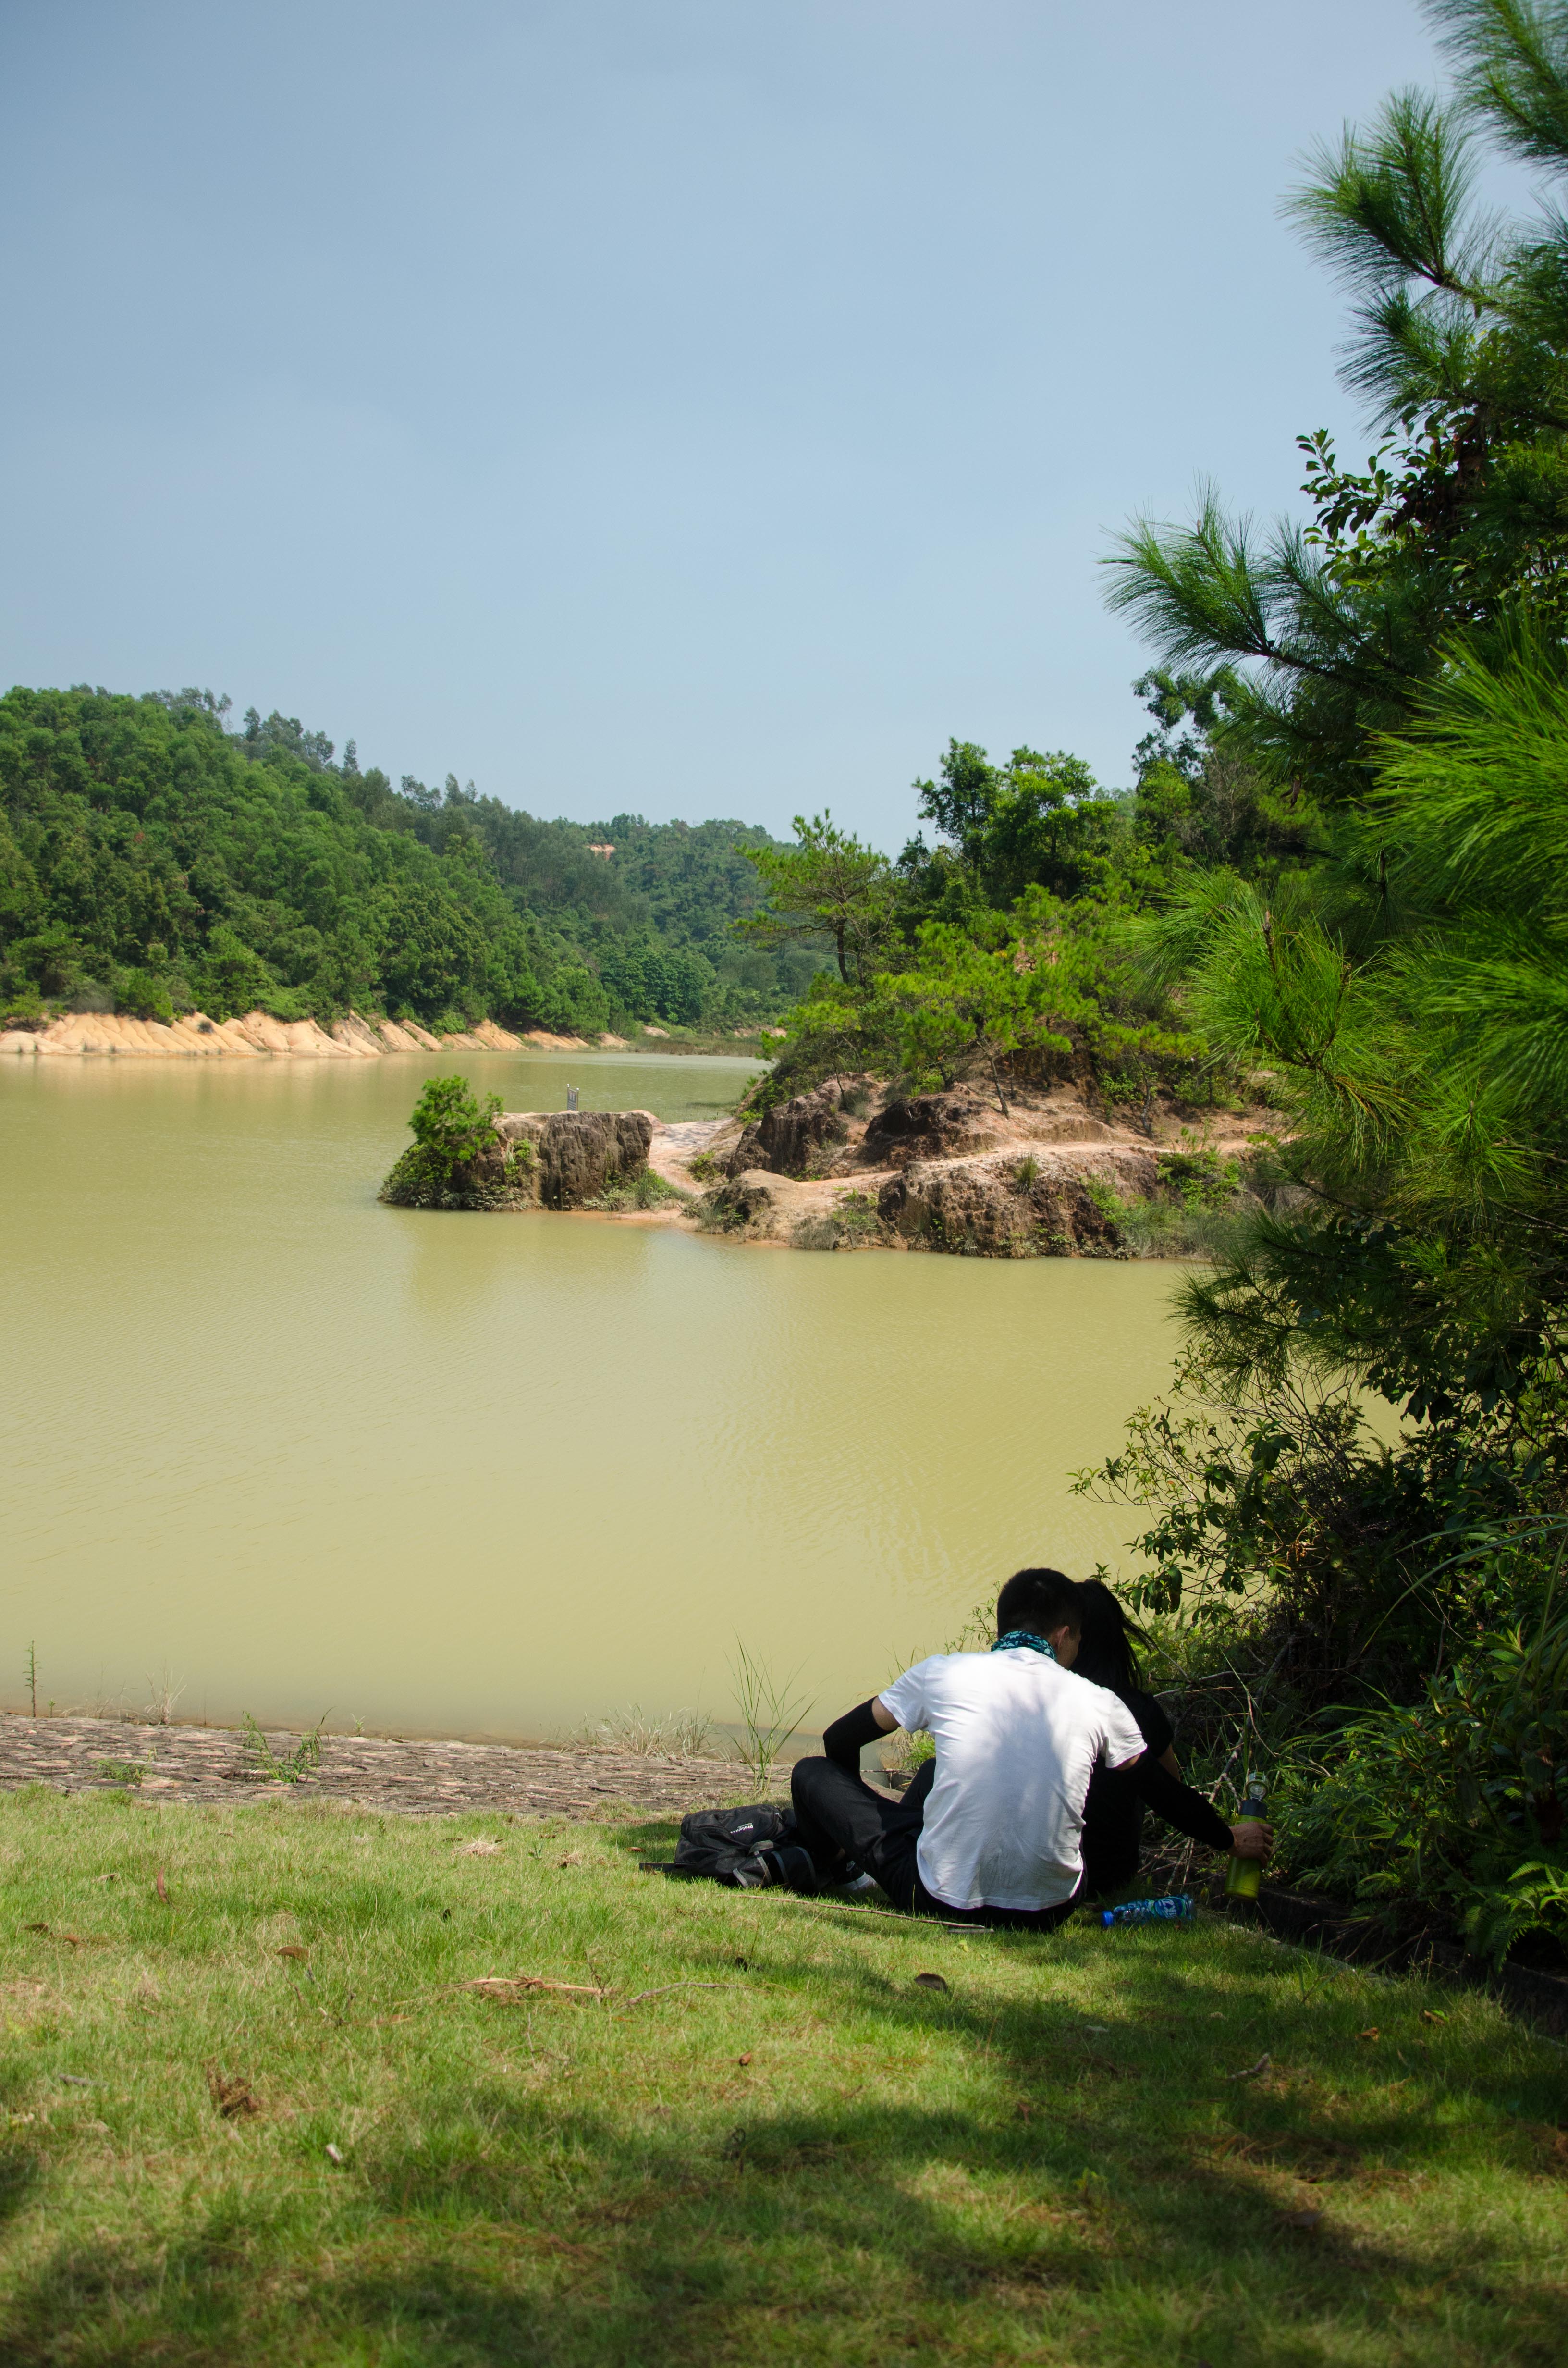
[[789, 1567, 1147, 1928]]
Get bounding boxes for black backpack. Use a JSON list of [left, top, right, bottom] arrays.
[[647, 1803, 818, 1891]]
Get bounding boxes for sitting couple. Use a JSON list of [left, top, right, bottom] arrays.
[[791, 1565, 1271, 1925]]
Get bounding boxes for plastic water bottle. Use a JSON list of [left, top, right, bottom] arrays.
[[1224, 1774, 1268, 1900], [1099, 1893, 1195, 1927]]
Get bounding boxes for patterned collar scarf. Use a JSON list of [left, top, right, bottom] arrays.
[[992, 1629, 1057, 1661]]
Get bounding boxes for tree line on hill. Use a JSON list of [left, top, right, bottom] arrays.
[[0, 691, 819, 1038]]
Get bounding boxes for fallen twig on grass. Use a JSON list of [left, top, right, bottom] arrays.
[[621, 1980, 737, 2009], [460, 1974, 609, 2002]]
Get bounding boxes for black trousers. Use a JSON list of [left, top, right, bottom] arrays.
[[789, 1757, 1081, 1931]]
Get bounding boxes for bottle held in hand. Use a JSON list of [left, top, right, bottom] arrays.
[[1224, 1775, 1268, 1899]]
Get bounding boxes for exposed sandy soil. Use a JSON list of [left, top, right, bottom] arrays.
[[0, 1009, 597, 1060]]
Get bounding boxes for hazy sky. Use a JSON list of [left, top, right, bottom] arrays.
[[1, 1, 1474, 842]]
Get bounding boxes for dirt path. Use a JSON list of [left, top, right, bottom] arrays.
[[0, 1714, 745, 1820]]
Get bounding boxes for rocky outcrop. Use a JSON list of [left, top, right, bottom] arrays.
[[877, 1151, 1128, 1258], [859, 1089, 1124, 1171], [698, 1170, 879, 1249], [726, 1078, 854, 1178], [490, 1110, 654, 1208], [860, 1090, 1005, 1169]]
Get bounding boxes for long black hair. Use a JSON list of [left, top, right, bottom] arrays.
[[1071, 1577, 1151, 1697]]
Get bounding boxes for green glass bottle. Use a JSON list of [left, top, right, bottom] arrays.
[[1224, 1774, 1267, 1900]]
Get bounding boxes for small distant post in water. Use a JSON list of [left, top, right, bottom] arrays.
[[566, 1084, 579, 1112]]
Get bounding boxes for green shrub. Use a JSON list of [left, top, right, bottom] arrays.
[[118, 969, 174, 1024], [408, 1074, 503, 1165], [1271, 1574, 1568, 1962], [792, 1190, 884, 1251], [379, 1075, 517, 1209], [585, 1170, 690, 1212]]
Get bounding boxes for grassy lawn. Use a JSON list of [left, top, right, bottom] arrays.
[[0, 1788, 1564, 2366]]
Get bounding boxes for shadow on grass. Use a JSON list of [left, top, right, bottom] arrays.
[[2, 1887, 1565, 2367], [3, 2072, 1562, 2368]]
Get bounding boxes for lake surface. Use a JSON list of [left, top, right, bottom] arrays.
[[0, 1050, 1187, 1745]]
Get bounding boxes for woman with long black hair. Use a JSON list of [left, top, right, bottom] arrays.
[[1072, 1577, 1270, 1898]]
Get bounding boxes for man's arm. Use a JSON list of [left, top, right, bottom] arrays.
[[821, 1696, 898, 1770]]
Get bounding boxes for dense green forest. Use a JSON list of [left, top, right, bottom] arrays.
[[0, 689, 817, 1035]]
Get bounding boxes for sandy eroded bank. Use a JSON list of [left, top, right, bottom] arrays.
[[1, 1009, 592, 1059]]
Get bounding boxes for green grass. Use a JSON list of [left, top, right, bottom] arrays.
[[0, 1788, 1565, 2365], [583, 1171, 692, 1213]]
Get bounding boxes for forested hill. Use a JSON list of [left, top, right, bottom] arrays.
[[0, 686, 817, 1035]]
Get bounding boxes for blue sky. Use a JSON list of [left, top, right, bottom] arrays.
[[0, 1, 1487, 842]]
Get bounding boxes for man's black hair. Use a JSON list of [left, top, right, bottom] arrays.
[[995, 1567, 1082, 1641]]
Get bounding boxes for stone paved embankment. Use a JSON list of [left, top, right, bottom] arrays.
[[0, 1715, 742, 1820]]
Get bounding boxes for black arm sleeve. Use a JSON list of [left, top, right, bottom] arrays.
[[821, 1699, 887, 1772], [1133, 1754, 1234, 1852]]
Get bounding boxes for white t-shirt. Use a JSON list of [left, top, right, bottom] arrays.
[[879, 1648, 1146, 1912]]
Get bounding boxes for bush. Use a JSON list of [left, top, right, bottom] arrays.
[[118, 969, 175, 1023], [408, 1074, 503, 1165], [1276, 1586, 1568, 1963], [792, 1191, 884, 1251], [379, 1076, 523, 1209], [584, 1171, 690, 1213]]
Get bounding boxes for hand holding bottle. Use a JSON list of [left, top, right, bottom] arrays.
[[1224, 1775, 1270, 1900]]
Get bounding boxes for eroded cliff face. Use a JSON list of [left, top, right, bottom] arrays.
[[487, 1111, 655, 1208], [0, 1009, 579, 1060], [725, 1079, 858, 1178], [877, 1153, 1135, 1258]]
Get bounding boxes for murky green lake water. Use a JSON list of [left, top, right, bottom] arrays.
[[0, 1050, 1185, 1743]]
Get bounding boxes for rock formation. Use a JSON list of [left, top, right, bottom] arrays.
[[486, 1111, 655, 1208], [725, 1078, 854, 1178], [877, 1152, 1129, 1258]]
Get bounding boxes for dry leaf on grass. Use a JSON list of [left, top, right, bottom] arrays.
[[276, 1946, 309, 1962], [557, 1853, 586, 1868], [455, 1839, 502, 1858], [155, 1871, 168, 1904], [1421, 2010, 1447, 2025], [913, 1972, 950, 1994], [737, 2052, 752, 2066], [1359, 2026, 1380, 2042], [205, 2066, 258, 2119]]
